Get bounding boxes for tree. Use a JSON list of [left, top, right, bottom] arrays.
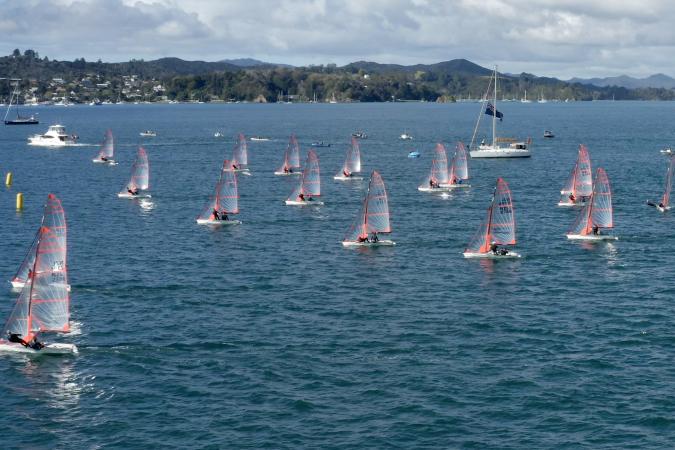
[[12, 49, 20, 57]]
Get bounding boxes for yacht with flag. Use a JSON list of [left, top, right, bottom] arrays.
[[469, 66, 531, 158]]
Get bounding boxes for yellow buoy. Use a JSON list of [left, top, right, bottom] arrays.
[[5, 172, 12, 187], [16, 192, 23, 210]]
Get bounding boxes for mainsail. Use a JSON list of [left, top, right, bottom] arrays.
[[465, 178, 516, 253], [661, 156, 675, 207], [337, 137, 362, 176], [288, 150, 320, 201], [568, 168, 613, 235], [2, 194, 69, 341], [125, 147, 150, 191], [11, 229, 39, 286], [97, 129, 114, 160], [198, 161, 239, 220], [448, 142, 469, 183], [560, 145, 592, 204], [420, 143, 449, 187], [344, 171, 391, 242], [232, 133, 248, 169]]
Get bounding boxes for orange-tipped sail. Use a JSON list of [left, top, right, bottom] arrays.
[[661, 156, 675, 207], [419, 143, 449, 188], [277, 134, 301, 172], [198, 161, 240, 220], [448, 142, 469, 183], [97, 129, 114, 160], [560, 144, 592, 204], [232, 133, 248, 168], [123, 147, 149, 192], [288, 150, 321, 201], [344, 171, 391, 242], [568, 168, 613, 235], [336, 137, 361, 177]]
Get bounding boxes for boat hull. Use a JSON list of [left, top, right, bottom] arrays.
[[274, 170, 301, 176], [342, 240, 395, 247], [285, 200, 324, 206], [196, 218, 242, 225], [118, 192, 152, 199], [92, 158, 117, 165], [418, 186, 450, 192], [557, 201, 587, 207], [334, 175, 363, 181], [0, 342, 78, 355], [470, 149, 531, 158], [566, 234, 618, 241], [439, 183, 471, 189], [463, 251, 521, 259], [28, 140, 77, 147]]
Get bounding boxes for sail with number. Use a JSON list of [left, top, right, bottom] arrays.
[[124, 147, 150, 191], [288, 150, 320, 201], [336, 137, 362, 177], [448, 142, 469, 183], [344, 171, 391, 242], [568, 168, 613, 235], [97, 129, 114, 160], [276, 134, 301, 173], [559, 145, 592, 205], [419, 143, 449, 188], [198, 161, 239, 221], [232, 133, 248, 169], [465, 178, 516, 253], [2, 194, 70, 341]]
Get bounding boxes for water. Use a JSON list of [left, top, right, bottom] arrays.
[[1, 102, 675, 448]]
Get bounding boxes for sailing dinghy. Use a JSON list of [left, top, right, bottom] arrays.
[[0, 194, 77, 355], [647, 155, 674, 212], [558, 145, 592, 207], [118, 147, 151, 198], [285, 150, 323, 205], [274, 134, 302, 175], [92, 129, 117, 165], [231, 133, 251, 175], [440, 142, 470, 188], [334, 137, 363, 180], [418, 143, 450, 192], [463, 178, 521, 258], [566, 168, 617, 240], [197, 161, 242, 225], [342, 171, 395, 247]]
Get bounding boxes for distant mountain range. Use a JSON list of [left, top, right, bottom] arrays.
[[569, 73, 675, 89], [219, 58, 293, 68]]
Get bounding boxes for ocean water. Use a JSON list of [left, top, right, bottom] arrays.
[[1, 101, 675, 448]]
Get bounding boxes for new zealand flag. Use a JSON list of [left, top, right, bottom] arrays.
[[485, 102, 503, 121]]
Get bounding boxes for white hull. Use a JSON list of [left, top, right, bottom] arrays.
[[285, 199, 324, 206], [566, 234, 618, 241], [342, 240, 395, 247], [196, 218, 242, 225], [28, 139, 77, 147], [233, 169, 251, 176], [463, 251, 521, 259], [658, 206, 671, 213], [439, 183, 471, 189], [274, 170, 301, 176], [557, 201, 587, 208], [0, 342, 78, 355], [334, 175, 364, 181], [470, 148, 531, 158], [92, 158, 118, 165], [118, 192, 152, 199], [418, 186, 450, 192]]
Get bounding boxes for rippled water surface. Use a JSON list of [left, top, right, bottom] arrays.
[[2, 102, 675, 448]]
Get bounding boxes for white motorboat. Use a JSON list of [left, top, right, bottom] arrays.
[[400, 131, 414, 140], [139, 130, 156, 137], [27, 124, 78, 147]]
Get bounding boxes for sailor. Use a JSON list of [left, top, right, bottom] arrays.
[[7, 332, 28, 347], [371, 232, 379, 242], [489, 242, 499, 254], [343, 170, 349, 177], [29, 336, 44, 350], [284, 167, 289, 174], [298, 193, 305, 202], [213, 209, 220, 220], [357, 235, 369, 243], [592, 225, 599, 235], [101, 156, 108, 162], [232, 163, 239, 170], [659, 202, 665, 209], [222, 213, 229, 221], [128, 187, 138, 196], [569, 193, 576, 202]]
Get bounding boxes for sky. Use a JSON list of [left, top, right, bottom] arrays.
[[1, 0, 672, 79]]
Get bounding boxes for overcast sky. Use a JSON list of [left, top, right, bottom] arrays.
[[1, 0, 672, 79]]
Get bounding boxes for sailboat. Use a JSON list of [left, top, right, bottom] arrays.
[[566, 168, 617, 240], [274, 134, 302, 175], [196, 161, 241, 225], [342, 171, 395, 247], [463, 178, 521, 258], [521, 90, 532, 103], [558, 145, 593, 207], [418, 143, 450, 192], [470, 66, 531, 158], [285, 150, 323, 205], [118, 147, 151, 198], [334, 137, 363, 180], [537, 89, 548, 103], [4, 79, 39, 125], [647, 155, 674, 212], [0, 194, 77, 354], [92, 129, 117, 165], [231, 133, 251, 175], [440, 142, 471, 188]]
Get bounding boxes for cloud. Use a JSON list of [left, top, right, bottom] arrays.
[[0, 0, 674, 78]]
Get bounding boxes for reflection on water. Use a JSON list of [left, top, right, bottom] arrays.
[[138, 198, 154, 212]]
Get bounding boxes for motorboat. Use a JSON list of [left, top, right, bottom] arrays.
[[250, 136, 270, 141], [400, 131, 414, 140], [407, 151, 420, 158], [27, 124, 78, 147], [310, 141, 331, 147], [139, 130, 157, 137], [544, 130, 554, 138]]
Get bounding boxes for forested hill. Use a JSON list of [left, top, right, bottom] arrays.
[[2, 49, 674, 103]]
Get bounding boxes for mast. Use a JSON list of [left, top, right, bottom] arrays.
[[492, 66, 497, 147], [484, 187, 496, 249]]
